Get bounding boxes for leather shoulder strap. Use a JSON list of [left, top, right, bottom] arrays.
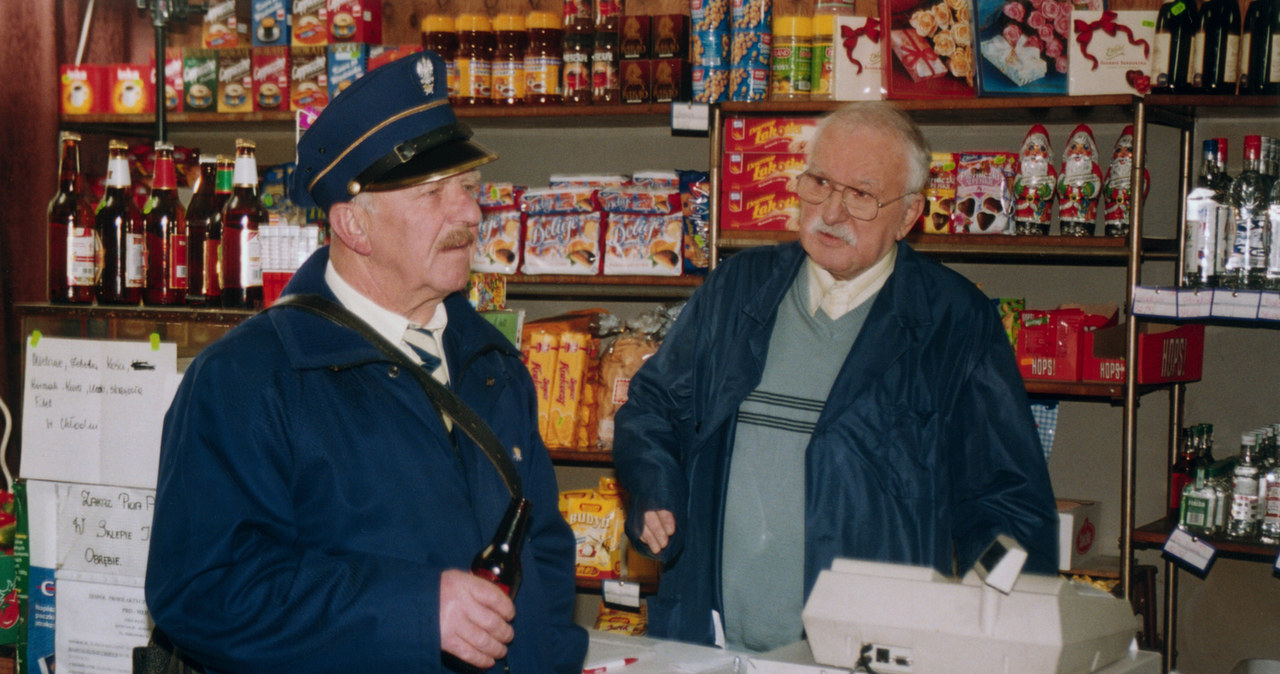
[[269, 293, 523, 500]]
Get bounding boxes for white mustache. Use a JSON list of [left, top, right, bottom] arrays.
[[809, 218, 857, 246], [437, 227, 477, 250]]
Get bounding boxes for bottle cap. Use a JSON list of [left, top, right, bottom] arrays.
[[422, 14, 456, 32], [526, 11, 560, 29], [772, 16, 813, 37], [494, 14, 526, 31], [456, 14, 493, 32]]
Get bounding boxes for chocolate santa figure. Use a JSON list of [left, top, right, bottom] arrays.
[[1013, 124, 1056, 235], [1102, 125, 1149, 237], [1056, 123, 1103, 236]]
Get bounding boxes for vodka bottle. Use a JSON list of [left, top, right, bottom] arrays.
[[1269, 158, 1280, 289], [1226, 135, 1273, 289], [1227, 432, 1262, 539], [1262, 448, 1280, 541], [1180, 466, 1218, 537], [1184, 139, 1229, 287]]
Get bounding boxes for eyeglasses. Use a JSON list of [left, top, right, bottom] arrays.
[[795, 172, 916, 220]]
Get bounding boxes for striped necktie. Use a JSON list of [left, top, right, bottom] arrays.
[[403, 327, 442, 374]]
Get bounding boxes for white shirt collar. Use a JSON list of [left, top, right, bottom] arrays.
[[805, 250, 896, 319], [324, 261, 449, 361]]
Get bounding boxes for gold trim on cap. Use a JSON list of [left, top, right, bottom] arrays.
[[360, 153, 496, 193], [307, 98, 450, 194]]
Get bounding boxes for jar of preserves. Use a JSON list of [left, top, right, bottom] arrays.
[[493, 14, 528, 104], [771, 15, 813, 100], [421, 14, 460, 99], [591, 31, 621, 104], [456, 13, 495, 105], [563, 30, 593, 105], [525, 11, 564, 105]]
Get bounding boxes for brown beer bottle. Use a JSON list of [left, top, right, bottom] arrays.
[[470, 497, 531, 597], [96, 140, 145, 305], [143, 142, 188, 305], [221, 139, 266, 309], [47, 131, 97, 303], [185, 154, 229, 307]]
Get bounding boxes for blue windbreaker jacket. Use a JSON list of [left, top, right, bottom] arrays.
[[614, 241, 1059, 646], [145, 247, 587, 673]]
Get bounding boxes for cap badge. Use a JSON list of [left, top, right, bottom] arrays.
[[414, 56, 435, 96]]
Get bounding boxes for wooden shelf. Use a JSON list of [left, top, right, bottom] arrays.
[[720, 232, 1178, 264], [575, 575, 660, 594], [16, 302, 254, 325], [547, 449, 615, 465], [1133, 518, 1280, 561]]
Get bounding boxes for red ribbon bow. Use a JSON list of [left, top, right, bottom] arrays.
[[841, 18, 882, 75], [1073, 10, 1150, 71]]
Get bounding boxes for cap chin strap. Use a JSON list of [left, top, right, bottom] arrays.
[[346, 122, 473, 196]]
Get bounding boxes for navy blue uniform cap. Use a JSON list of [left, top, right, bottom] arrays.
[[291, 51, 496, 212]]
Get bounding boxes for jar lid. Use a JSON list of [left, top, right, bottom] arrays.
[[772, 15, 813, 36], [526, 11, 560, 29], [456, 14, 493, 31], [494, 13, 527, 30], [421, 14, 456, 32], [812, 13, 836, 34]]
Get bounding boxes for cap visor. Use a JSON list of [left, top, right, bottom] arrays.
[[363, 139, 497, 192]]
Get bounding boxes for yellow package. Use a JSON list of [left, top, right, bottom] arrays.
[[547, 330, 589, 449], [565, 490, 623, 579], [522, 329, 559, 440], [594, 600, 648, 636]]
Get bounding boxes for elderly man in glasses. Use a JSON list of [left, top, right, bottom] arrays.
[[613, 101, 1058, 653]]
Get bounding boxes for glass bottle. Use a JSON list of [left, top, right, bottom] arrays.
[[1179, 466, 1218, 536], [470, 497, 532, 597], [1226, 135, 1273, 288], [47, 131, 97, 304], [1194, 0, 1242, 92], [1262, 442, 1280, 541], [1254, 0, 1280, 94], [771, 15, 813, 100], [143, 142, 188, 306], [562, 30, 593, 105], [1151, 0, 1199, 93], [1239, 0, 1262, 92], [591, 31, 620, 104], [1170, 426, 1201, 522], [422, 15, 460, 100], [1227, 432, 1262, 539], [203, 156, 233, 307], [1184, 139, 1229, 287], [185, 154, 226, 307], [492, 14, 527, 105], [221, 139, 266, 309], [95, 139, 145, 305], [524, 11, 563, 105], [563, 0, 593, 34], [456, 14, 495, 106]]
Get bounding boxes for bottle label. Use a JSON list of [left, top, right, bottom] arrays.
[[811, 43, 834, 96], [1150, 33, 1172, 86], [771, 42, 813, 96], [492, 59, 526, 100], [202, 239, 222, 297], [1181, 493, 1211, 529], [1190, 31, 1205, 85], [1239, 34, 1252, 85], [525, 56, 563, 95], [1271, 40, 1280, 84], [169, 233, 189, 289], [125, 233, 145, 288], [1268, 204, 1280, 280], [1223, 35, 1240, 83], [1230, 492, 1258, 522], [242, 229, 263, 288], [67, 226, 97, 287], [458, 57, 493, 99]]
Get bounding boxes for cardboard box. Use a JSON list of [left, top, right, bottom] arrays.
[[973, 0, 1072, 95], [154, 47, 184, 112], [252, 46, 290, 112], [650, 58, 686, 102], [203, 0, 245, 49], [619, 59, 651, 103], [106, 64, 153, 115], [833, 15, 886, 100], [217, 48, 253, 113], [721, 183, 801, 231], [327, 43, 367, 100], [252, 0, 290, 46], [183, 48, 219, 112], [619, 14, 651, 59], [328, 0, 382, 44], [651, 14, 689, 58], [1015, 304, 1117, 382], [721, 151, 805, 192], [293, 0, 329, 45], [59, 64, 107, 115], [880, 0, 977, 99], [1080, 322, 1205, 385], [1067, 10, 1158, 95], [291, 45, 330, 111], [723, 117, 818, 153], [1057, 498, 1101, 572]]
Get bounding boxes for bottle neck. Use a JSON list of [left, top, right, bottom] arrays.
[[216, 166, 234, 194], [106, 155, 132, 189], [233, 154, 258, 189], [58, 141, 82, 190], [194, 163, 217, 194], [153, 153, 178, 191]]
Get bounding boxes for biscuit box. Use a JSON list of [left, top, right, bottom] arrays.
[[880, 0, 977, 99], [216, 48, 253, 113], [1067, 10, 1158, 95], [252, 46, 290, 112], [183, 48, 219, 112], [721, 183, 801, 231], [328, 0, 382, 44], [291, 46, 329, 111], [1080, 321, 1205, 385], [723, 116, 819, 153], [1057, 498, 1101, 572], [60, 64, 107, 115], [1015, 303, 1117, 382], [721, 151, 806, 192]]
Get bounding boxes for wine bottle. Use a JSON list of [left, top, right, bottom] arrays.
[[470, 497, 531, 598], [96, 139, 145, 305], [1261, 0, 1280, 94], [47, 131, 97, 304], [221, 139, 266, 309], [1194, 0, 1242, 92], [143, 142, 188, 305], [1151, 0, 1199, 93], [1239, 0, 1263, 92]]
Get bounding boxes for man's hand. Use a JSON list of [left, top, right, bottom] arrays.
[[439, 569, 516, 669], [640, 509, 676, 554]]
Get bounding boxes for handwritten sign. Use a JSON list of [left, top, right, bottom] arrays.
[[22, 337, 178, 489], [57, 484, 155, 579]]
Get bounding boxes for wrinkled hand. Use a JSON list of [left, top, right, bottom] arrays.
[[640, 509, 676, 554], [439, 569, 516, 669]]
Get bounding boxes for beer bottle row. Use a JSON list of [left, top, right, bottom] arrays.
[[48, 132, 267, 309]]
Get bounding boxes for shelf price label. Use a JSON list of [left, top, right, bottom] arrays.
[[1163, 527, 1216, 576], [1257, 291, 1280, 322], [1211, 289, 1261, 320], [1132, 286, 1177, 318], [669, 103, 710, 136], [1176, 288, 1213, 319], [602, 579, 641, 608]]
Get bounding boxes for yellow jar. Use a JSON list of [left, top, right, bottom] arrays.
[[771, 15, 813, 100]]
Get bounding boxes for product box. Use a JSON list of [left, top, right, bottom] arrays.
[[880, 0, 977, 99], [650, 58, 686, 102], [651, 14, 689, 58], [291, 45, 330, 111], [327, 43, 367, 100], [598, 188, 684, 276], [368, 44, 423, 70], [475, 183, 523, 274], [1080, 322, 1205, 385], [1067, 10, 1158, 95], [203, 0, 245, 49], [918, 151, 957, 233], [619, 14, 652, 58], [1015, 304, 1117, 382], [833, 15, 887, 100], [973, 0, 1078, 95], [521, 213, 604, 275], [252, 0, 290, 46], [183, 48, 219, 112], [721, 183, 801, 231], [59, 64, 106, 115], [721, 151, 805, 192], [1057, 498, 1101, 572], [152, 47, 185, 113], [293, 0, 329, 45], [216, 48, 253, 113], [252, 46, 290, 111], [619, 59, 651, 102], [952, 151, 1017, 234], [328, 0, 382, 44], [107, 64, 153, 115], [722, 116, 819, 153]]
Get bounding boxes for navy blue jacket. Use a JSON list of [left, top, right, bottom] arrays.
[[145, 247, 587, 673], [613, 241, 1058, 646]]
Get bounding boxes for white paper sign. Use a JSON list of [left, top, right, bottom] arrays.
[[1131, 286, 1177, 318], [1212, 289, 1261, 320], [21, 336, 178, 489], [57, 484, 155, 579], [1177, 288, 1213, 318], [1257, 291, 1280, 321], [1162, 527, 1216, 574], [55, 572, 151, 674]]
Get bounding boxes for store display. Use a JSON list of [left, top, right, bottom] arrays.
[[95, 140, 145, 306], [1193, 0, 1242, 93], [143, 142, 189, 306], [1151, 0, 1199, 93], [220, 139, 266, 309]]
